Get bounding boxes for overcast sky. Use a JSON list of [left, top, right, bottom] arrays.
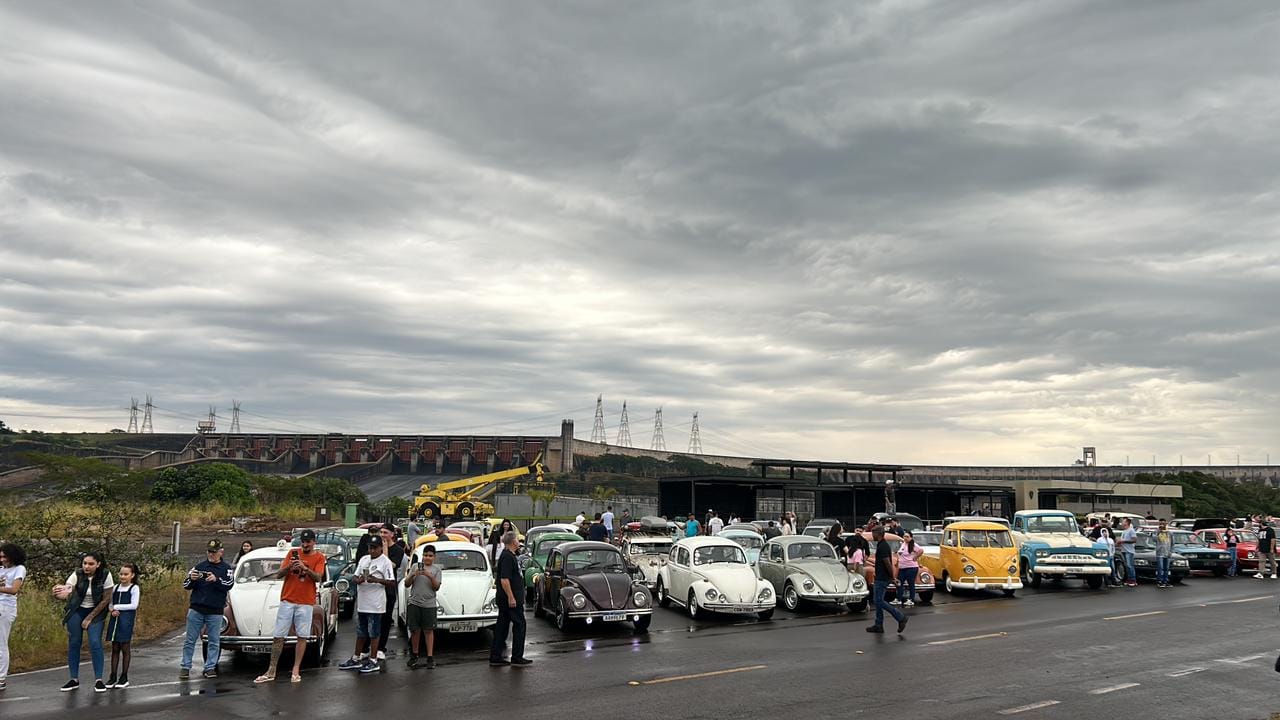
[[2, 2, 1277, 465]]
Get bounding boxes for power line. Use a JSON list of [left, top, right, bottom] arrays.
[[590, 395, 607, 443], [651, 407, 666, 451], [141, 395, 153, 434], [616, 401, 632, 447], [127, 398, 139, 433], [230, 400, 242, 434], [687, 412, 702, 454]]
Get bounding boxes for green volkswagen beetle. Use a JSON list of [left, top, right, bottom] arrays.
[[521, 531, 583, 602]]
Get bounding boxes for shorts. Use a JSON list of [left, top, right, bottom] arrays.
[[273, 601, 314, 639], [356, 612, 382, 640], [407, 605, 438, 632]]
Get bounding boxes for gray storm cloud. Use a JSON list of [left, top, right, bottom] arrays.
[[1, 1, 1277, 464]]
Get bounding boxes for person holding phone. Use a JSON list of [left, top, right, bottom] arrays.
[[404, 545, 442, 669], [255, 529, 326, 684], [179, 540, 233, 680], [338, 536, 396, 674]]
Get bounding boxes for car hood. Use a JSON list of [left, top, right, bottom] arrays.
[[789, 559, 855, 593], [695, 564, 762, 602], [229, 581, 282, 637], [571, 571, 635, 610], [1174, 544, 1227, 555], [437, 570, 494, 616], [1017, 533, 1094, 550]]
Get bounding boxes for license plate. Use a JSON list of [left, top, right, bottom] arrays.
[[602, 612, 626, 622], [448, 621, 477, 633], [243, 645, 272, 655], [725, 606, 755, 613]]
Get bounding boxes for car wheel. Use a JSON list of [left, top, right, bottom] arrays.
[[303, 629, 324, 667], [1021, 561, 1041, 589], [555, 599, 571, 631], [687, 591, 702, 620], [944, 574, 955, 593], [1085, 575, 1104, 590], [533, 588, 546, 618], [1212, 567, 1227, 577], [782, 583, 800, 612], [339, 602, 353, 620], [656, 579, 671, 608], [848, 598, 869, 613], [757, 608, 774, 621], [633, 614, 652, 632], [1002, 589, 1016, 598], [1172, 575, 1185, 585]]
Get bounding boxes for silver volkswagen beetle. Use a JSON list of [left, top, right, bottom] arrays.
[[757, 536, 869, 612]]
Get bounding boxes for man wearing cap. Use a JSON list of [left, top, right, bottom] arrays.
[[255, 529, 326, 684], [179, 540, 234, 680]]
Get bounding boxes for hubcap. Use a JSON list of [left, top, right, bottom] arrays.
[[785, 586, 798, 610]]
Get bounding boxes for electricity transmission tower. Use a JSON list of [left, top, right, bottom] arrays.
[[651, 407, 666, 450], [127, 398, 140, 433], [230, 400, 242, 433], [590, 395, 607, 444], [141, 395, 154, 433], [688, 412, 702, 454], [617, 401, 632, 447]]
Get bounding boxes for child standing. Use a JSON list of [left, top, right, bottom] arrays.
[[105, 563, 140, 689], [337, 536, 396, 674], [404, 545, 442, 669]]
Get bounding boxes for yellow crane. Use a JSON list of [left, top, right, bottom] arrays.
[[409, 453, 548, 521]]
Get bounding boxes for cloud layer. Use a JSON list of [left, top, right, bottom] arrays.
[[2, 1, 1278, 464]]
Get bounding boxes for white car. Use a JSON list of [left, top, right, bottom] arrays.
[[621, 535, 673, 591], [656, 537, 774, 620], [220, 547, 339, 665], [396, 541, 498, 634]]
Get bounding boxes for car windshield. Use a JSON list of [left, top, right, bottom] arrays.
[[565, 549, 626, 573], [534, 539, 573, 562], [1236, 532, 1259, 542], [868, 540, 902, 554], [693, 545, 748, 565], [1170, 531, 1205, 546], [435, 550, 487, 571], [726, 535, 764, 550], [802, 527, 825, 537], [628, 542, 671, 555], [787, 542, 836, 560], [236, 558, 283, 582], [315, 543, 345, 559], [914, 533, 941, 546], [959, 530, 1014, 548], [1025, 516, 1078, 534]]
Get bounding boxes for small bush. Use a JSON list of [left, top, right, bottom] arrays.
[[200, 478, 255, 511]]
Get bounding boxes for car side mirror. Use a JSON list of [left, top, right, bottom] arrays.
[[321, 580, 334, 589]]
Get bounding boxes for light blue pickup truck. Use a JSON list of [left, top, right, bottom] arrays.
[[1010, 510, 1112, 590]]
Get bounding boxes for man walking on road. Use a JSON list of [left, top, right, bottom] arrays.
[[866, 526, 907, 635], [1118, 518, 1138, 587], [179, 540, 233, 680], [1153, 519, 1173, 588], [1255, 522, 1277, 579], [489, 531, 530, 667]]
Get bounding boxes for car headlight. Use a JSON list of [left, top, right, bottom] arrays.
[[1035, 549, 1049, 558], [334, 579, 349, 594], [1008, 566, 1018, 575], [704, 588, 719, 601], [633, 591, 649, 606], [1248, 551, 1257, 559], [1094, 550, 1109, 558], [801, 578, 815, 591], [572, 593, 587, 609], [1135, 559, 1150, 566], [1174, 559, 1189, 567], [758, 588, 772, 602], [850, 574, 865, 588], [483, 597, 497, 613], [963, 564, 976, 576]]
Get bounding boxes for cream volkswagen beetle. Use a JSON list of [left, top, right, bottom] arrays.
[[221, 547, 338, 665], [396, 541, 498, 634], [656, 536, 774, 620], [758, 536, 870, 612]]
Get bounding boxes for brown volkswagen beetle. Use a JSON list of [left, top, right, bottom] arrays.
[[532, 541, 653, 632]]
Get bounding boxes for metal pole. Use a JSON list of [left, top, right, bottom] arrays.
[[171, 521, 181, 555]]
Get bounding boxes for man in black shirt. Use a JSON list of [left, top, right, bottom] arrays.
[[867, 526, 907, 635], [377, 524, 405, 659], [1256, 522, 1277, 579], [489, 531, 530, 667]]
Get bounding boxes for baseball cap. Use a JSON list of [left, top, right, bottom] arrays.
[[299, 529, 317, 542], [369, 535, 384, 547], [206, 539, 223, 552]]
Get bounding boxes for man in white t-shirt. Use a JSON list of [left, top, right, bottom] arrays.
[[708, 511, 724, 535], [575, 511, 586, 525], [338, 537, 396, 674], [602, 507, 615, 540]]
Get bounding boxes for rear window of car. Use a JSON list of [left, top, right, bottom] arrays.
[[236, 559, 283, 582]]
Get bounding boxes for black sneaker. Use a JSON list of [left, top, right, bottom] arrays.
[[115, 674, 129, 689], [60, 679, 80, 692], [94, 680, 107, 693], [865, 625, 884, 633], [105, 674, 117, 689], [407, 655, 418, 669], [358, 659, 381, 674], [203, 669, 218, 679], [511, 658, 533, 667], [426, 657, 435, 669], [897, 616, 909, 634], [489, 658, 510, 666], [178, 668, 190, 680]]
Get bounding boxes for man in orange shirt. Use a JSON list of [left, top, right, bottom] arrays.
[[255, 529, 326, 684]]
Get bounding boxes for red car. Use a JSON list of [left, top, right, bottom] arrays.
[[1196, 528, 1259, 571]]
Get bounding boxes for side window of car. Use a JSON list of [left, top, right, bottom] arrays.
[[547, 550, 561, 572], [944, 531, 957, 547], [1013, 517, 1023, 531], [678, 547, 689, 566]]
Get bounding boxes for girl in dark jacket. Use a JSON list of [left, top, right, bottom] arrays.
[[54, 552, 113, 692]]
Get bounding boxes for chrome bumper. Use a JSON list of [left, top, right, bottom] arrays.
[[950, 578, 1023, 590], [568, 608, 653, 619], [1032, 565, 1112, 574]]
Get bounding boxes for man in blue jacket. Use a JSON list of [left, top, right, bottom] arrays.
[[179, 539, 235, 679]]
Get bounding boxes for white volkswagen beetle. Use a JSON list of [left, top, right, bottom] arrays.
[[396, 540, 498, 634], [656, 537, 774, 620], [220, 547, 338, 665]]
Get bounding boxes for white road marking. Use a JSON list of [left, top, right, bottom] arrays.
[[1103, 610, 1166, 620], [997, 700, 1060, 715], [1167, 667, 1207, 677], [1089, 682, 1140, 694], [633, 664, 767, 686], [925, 632, 1007, 646], [0, 696, 33, 703], [1215, 653, 1268, 664], [1201, 595, 1272, 606]]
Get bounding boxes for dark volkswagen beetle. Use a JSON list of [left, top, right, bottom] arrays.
[[532, 541, 653, 632]]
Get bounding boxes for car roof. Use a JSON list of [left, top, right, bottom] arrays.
[[553, 541, 621, 554], [626, 535, 672, 543], [946, 521, 1011, 531], [1014, 510, 1074, 517], [676, 536, 741, 548], [768, 535, 826, 545], [238, 547, 293, 562], [531, 532, 581, 544], [718, 528, 760, 537], [417, 540, 485, 553]]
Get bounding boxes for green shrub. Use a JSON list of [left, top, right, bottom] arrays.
[[200, 478, 255, 511]]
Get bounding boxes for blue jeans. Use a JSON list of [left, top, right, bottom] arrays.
[[1155, 556, 1171, 584], [896, 567, 918, 603], [1227, 548, 1238, 576], [181, 609, 224, 672], [66, 608, 105, 680], [873, 580, 903, 627], [1122, 552, 1135, 582]]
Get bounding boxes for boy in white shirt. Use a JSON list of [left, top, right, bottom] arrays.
[[338, 537, 396, 674]]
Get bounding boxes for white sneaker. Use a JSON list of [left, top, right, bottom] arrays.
[[1271, 574, 1276, 579], [904, 600, 915, 607], [376, 651, 386, 661], [1254, 573, 1264, 578]]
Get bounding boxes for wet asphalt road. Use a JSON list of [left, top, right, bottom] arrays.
[[3, 575, 1278, 720]]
